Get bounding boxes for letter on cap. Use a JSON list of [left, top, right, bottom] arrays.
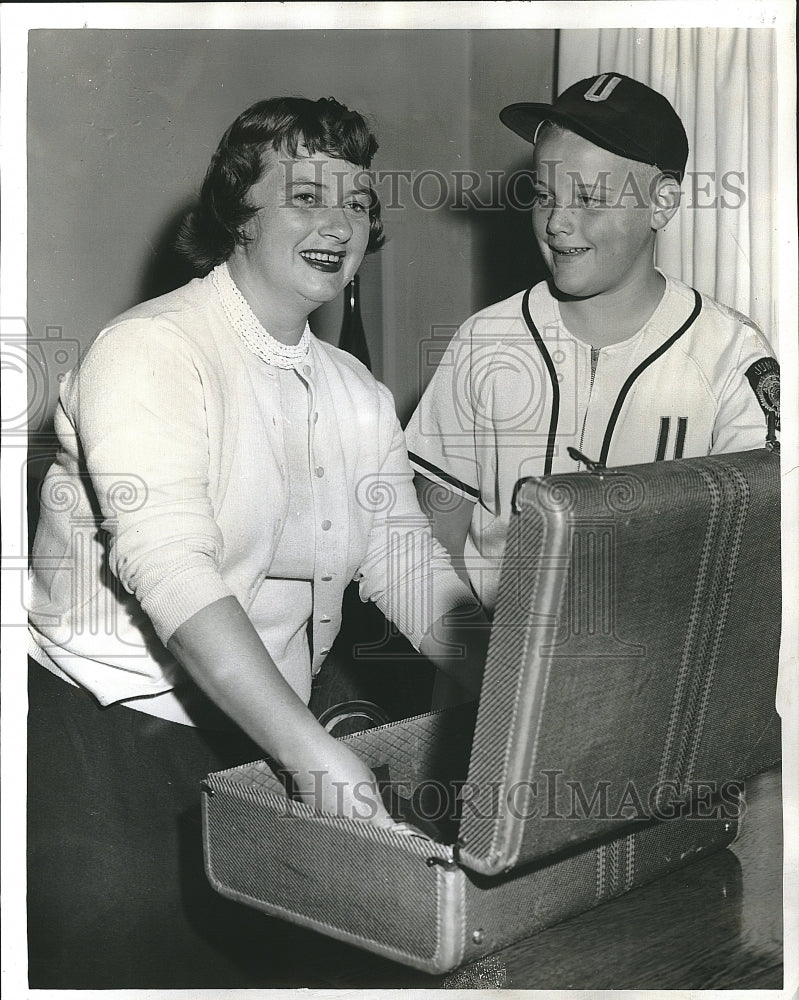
[[584, 74, 623, 103]]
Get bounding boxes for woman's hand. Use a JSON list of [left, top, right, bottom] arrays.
[[287, 736, 392, 826], [168, 596, 400, 827]]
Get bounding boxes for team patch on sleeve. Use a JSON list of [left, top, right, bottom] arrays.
[[744, 357, 780, 430]]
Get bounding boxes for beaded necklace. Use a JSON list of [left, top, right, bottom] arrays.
[[211, 261, 311, 368]]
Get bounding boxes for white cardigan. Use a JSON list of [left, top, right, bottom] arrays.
[[30, 271, 472, 714]]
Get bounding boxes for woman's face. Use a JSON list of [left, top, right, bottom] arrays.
[[234, 146, 372, 328]]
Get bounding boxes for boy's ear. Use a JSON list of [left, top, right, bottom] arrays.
[[651, 175, 681, 231]]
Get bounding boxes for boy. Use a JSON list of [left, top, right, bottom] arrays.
[[405, 73, 780, 611]]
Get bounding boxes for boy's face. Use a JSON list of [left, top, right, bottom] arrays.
[[531, 127, 660, 300]]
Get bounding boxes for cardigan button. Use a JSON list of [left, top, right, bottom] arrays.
[[321, 574, 333, 582], [314, 466, 324, 478], [321, 519, 332, 531], [302, 364, 312, 377]]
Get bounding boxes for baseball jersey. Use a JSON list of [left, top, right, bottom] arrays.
[[405, 273, 780, 610]]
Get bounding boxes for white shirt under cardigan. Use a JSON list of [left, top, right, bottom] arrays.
[[29, 265, 472, 725]]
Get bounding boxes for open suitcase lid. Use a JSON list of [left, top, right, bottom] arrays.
[[457, 448, 781, 876]]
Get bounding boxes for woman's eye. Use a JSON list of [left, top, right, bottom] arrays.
[[577, 193, 603, 208], [532, 191, 554, 208], [345, 201, 369, 214], [293, 191, 319, 206]]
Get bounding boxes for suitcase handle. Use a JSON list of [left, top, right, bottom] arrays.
[[316, 700, 391, 737]]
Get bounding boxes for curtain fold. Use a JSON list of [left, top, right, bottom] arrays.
[[557, 28, 778, 352]]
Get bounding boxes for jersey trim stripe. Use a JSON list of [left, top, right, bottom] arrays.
[[655, 417, 670, 461], [408, 451, 481, 502], [599, 290, 702, 467], [521, 287, 560, 475], [674, 417, 688, 459]]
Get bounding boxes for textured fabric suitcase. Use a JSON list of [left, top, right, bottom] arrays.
[[202, 448, 780, 973]]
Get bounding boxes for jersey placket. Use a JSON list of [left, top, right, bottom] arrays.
[[575, 345, 602, 470]]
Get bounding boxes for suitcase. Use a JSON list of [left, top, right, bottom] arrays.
[[202, 448, 781, 973]]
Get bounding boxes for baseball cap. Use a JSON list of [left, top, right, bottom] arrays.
[[500, 73, 689, 182]]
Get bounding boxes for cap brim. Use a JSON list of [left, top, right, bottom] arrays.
[[507, 100, 655, 161], [500, 101, 632, 159], [500, 100, 687, 182], [499, 103, 558, 144], [499, 102, 680, 177]]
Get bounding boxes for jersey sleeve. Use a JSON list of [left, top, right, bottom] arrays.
[[404, 322, 482, 503], [710, 322, 780, 455]]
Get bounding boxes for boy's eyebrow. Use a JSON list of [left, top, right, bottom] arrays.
[[573, 182, 617, 201], [571, 177, 612, 192], [565, 170, 619, 194]]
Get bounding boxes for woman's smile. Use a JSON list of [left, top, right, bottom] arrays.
[[299, 248, 347, 272]]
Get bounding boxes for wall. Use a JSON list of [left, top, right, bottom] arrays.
[[28, 28, 556, 429], [467, 30, 557, 314]]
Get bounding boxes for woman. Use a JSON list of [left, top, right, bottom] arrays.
[[28, 96, 484, 988]]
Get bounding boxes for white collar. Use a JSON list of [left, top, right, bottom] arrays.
[[210, 261, 312, 369]]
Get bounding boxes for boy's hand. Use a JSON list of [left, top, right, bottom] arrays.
[[419, 601, 490, 698]]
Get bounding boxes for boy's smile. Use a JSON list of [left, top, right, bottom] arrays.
[[532, 127, 660, 303]]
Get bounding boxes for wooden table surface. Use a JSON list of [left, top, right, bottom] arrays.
[[250, 766, 783, 990]]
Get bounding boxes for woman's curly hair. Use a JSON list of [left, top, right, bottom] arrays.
[[177, 96, 385, 273]]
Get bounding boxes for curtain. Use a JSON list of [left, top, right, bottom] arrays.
[[557, 28, 779, 352]]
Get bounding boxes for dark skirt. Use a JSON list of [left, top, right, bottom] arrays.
[[27, 659, 280, 989]]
